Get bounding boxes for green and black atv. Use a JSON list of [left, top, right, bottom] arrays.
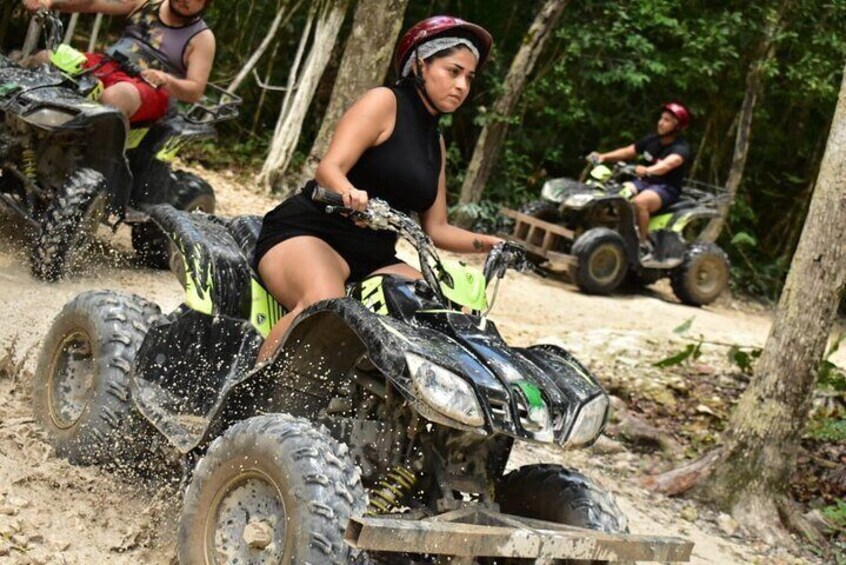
[[32, 188, 694, 562], [0, 11, 240, 280], [507, 161, 730, 306]]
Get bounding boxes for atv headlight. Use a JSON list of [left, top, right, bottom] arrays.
[[563, 193, 594, 209], [564, 394, 609, 448], [540, 180, 565, 202], [24, 107, 77, 128], [405, 353, 484, 427]]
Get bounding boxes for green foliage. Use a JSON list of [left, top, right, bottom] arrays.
[[654, 339, 703, 368], [448, 201, 509, 234], [805, 417, 846, 442], [673, 317, 695, 334], [822, 499, 846, 530], [730, 231, 757, 247], [727, 345, 762, 375], [816, 333, 846, 391]]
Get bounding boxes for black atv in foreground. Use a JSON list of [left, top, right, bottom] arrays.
[[0, 11, 239, 280], [504, 161, 730, 306], [34, 188, 693, 563]]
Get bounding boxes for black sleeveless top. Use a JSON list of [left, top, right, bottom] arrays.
[[106, 0, 209, 77], [347, 80, 441, 213], [253, 81, 443, 281]]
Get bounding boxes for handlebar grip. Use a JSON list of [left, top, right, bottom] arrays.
[[311, 186, 344, 206]]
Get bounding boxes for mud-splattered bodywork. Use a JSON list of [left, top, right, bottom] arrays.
[[132, 207, 609, 458], [0, 58, 131, 214]]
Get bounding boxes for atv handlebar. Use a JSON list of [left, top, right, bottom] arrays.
[[29, 10, 63, 55], [311, 185, 531, 312]]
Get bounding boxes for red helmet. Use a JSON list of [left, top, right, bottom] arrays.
[[394, 15, 493, 76], [662, 102, 691, 130]]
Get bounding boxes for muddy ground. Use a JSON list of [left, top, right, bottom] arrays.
[[0, 165, 830, 564]]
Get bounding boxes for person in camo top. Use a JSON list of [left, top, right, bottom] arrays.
[[23, 0, 215, 123]]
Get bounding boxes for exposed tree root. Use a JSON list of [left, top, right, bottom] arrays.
[[641, 449, 721, 495], [608, 409, 684, 456], [644, 448, 831, 549]]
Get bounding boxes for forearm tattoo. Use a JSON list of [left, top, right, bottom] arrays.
[[473, 238, 485, 252]]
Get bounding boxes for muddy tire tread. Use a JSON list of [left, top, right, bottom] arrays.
[[31, 168, 104, 282], [178, 413, 366, 564], [33, 290, 161, 465], [670, 242, 730, 306]]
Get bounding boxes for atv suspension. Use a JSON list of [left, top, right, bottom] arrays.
[[368, 465, 418, 514]]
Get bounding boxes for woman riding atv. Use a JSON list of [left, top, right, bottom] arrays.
[[254, 15, 504, 363], [22, 0, 215, 123], [588, 102, 692, 267]]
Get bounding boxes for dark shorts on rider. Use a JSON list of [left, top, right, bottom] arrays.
[[633, 178, 680, 210], [253, 183, 403, 283], [84, 53, 170, 123]]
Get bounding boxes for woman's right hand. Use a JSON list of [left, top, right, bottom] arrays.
[[343, 187, 369, 212]]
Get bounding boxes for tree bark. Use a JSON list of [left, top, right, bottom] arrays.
[[226, 0, 302, 94], [64, 13, 79, 44], [458, 0, 570, 205], [0, 0, 14, 48], [87, 13, 103, 52], [652, 63, 846, 545], [701, 0, 792, 242], [258, 0, 350, 193], [297, 0, 410, 184]]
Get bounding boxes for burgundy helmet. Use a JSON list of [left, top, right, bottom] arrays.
[[662, 102, 691, 130], [394, 15, 493, 76]]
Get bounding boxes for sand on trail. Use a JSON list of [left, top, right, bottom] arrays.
[[0, 166, 820, 564]]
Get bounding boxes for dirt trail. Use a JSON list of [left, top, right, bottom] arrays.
[[0, 165, 820, 564]]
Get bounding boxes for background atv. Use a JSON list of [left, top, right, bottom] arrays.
[[33, 188, 693, 563], [0, 11, 239, 280], [504, 161, 731, 306]]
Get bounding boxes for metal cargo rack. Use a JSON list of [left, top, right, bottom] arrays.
[[499, 207, 577, 271], [346, 506, 694, 563]]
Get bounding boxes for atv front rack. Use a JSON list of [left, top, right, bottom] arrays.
[[346, 507, 693, 562]]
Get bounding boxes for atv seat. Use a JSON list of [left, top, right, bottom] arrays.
[[662, 198, 699, 215]]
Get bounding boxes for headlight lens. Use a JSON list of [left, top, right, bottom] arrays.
[[23, 107, 77, 128], [540, 181, 564, 202], [564, 394, 609, 447], [405, 353, 484, 427], [563, 193, 594, 209]]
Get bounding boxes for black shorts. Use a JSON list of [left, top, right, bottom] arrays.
[[633, 179, 680, 210], [253, 190, 402, 283]]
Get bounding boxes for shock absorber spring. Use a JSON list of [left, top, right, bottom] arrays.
[[22, 148, 37, 181], [367, 465, 418, 515]]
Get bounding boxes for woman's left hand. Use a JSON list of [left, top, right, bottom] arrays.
[[635, 165, 649, 177]]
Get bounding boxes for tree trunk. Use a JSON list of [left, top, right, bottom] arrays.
[[226, 0, 302, 94], [0, 0, 14, 47], [87, 13, 103, 52], [701, 0, 792, 242], [64, 13, 79, 44], [297, 0, 410, 184], [259, 0, 349, 193], [458, 0, 570, 205], [251, 39, 283, 135], [22, 18, 40, 59], [650, 63, 846, 544]]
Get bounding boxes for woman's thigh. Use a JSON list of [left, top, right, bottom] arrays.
[[258, 236, 351, 309], [370, 262, 422, 280]]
